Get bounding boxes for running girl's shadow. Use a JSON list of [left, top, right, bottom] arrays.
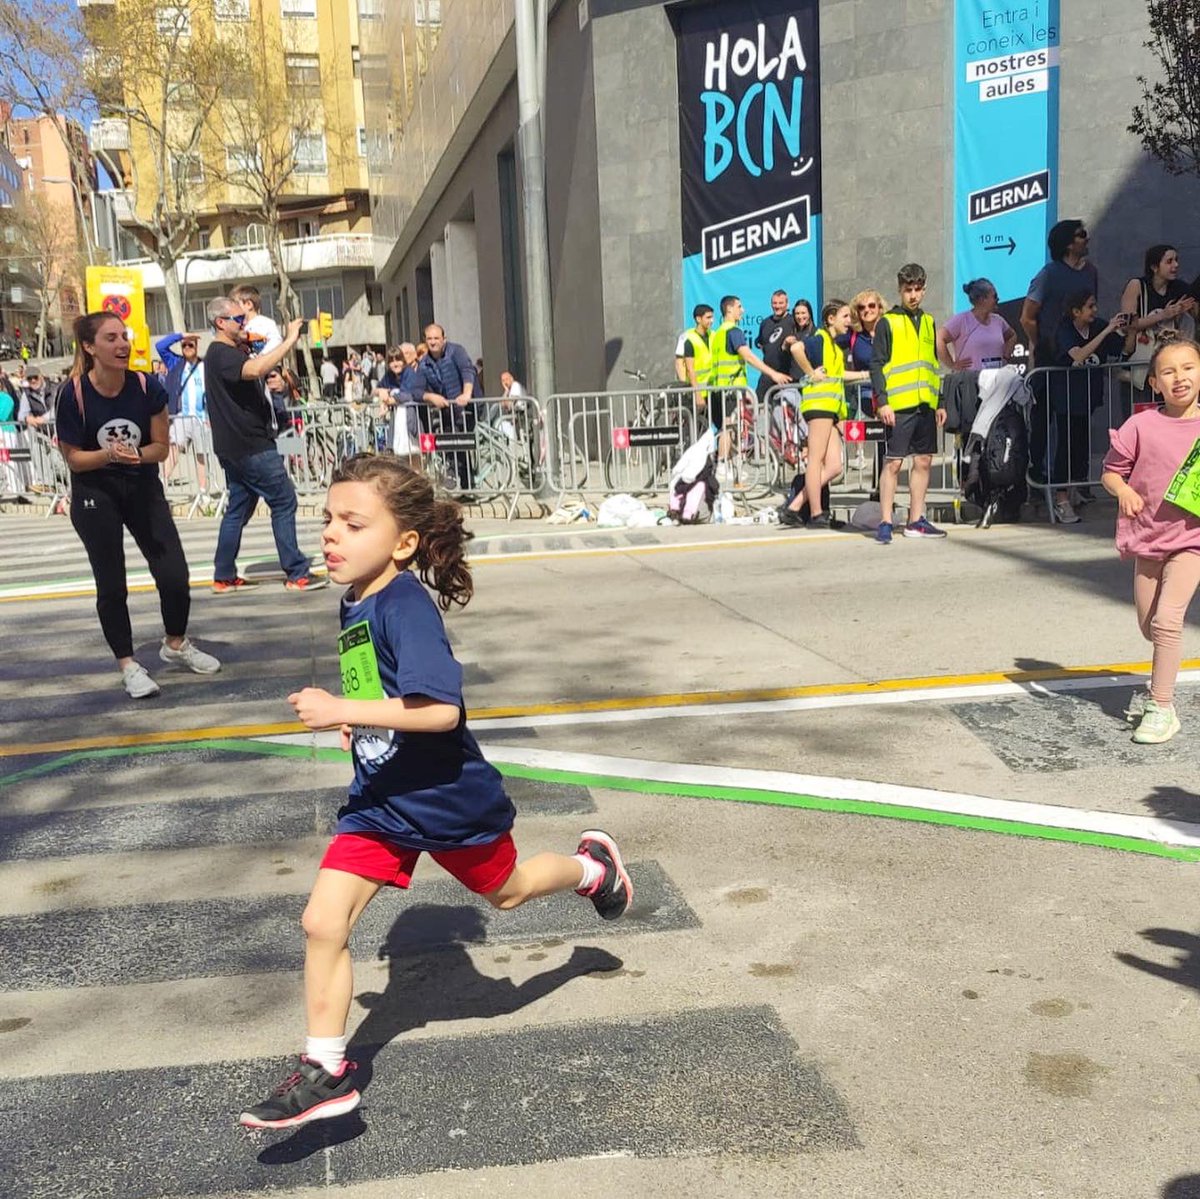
[[257, 904, 621, 1166]]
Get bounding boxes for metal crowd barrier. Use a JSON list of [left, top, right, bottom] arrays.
[[1023, 361, 1140, 522], [544, 382, 963, 519]]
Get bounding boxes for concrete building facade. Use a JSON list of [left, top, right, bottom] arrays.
[[366, 0, 1200, 394]]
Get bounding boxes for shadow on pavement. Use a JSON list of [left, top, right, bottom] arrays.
[[258, 904, 622, 1165], [1163, 1177, 1200, 1198], [1142, 785, 1200, 822], [1115, 928, 1200, 993]]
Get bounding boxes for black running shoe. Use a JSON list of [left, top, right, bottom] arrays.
[[576, 829, 633, 921], [778, 507, 805, 528], [808, 512, 831, 529], [239, 1057, 360, 1129]]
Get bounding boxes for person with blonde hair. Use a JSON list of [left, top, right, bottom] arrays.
[[840, 289, 888, 417]]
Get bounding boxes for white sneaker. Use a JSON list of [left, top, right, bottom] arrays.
[[1053, 500, 1080, 525], [159, 637, 222, 674], [1124, 689, 1150, 727], [122, 662, 161, 699], [715, 461, 733, 484]]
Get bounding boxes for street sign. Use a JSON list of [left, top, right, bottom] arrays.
[[0, 447, 32, 462], [843, 420, 885, 443], [419, 431, 476, 453], [612, 426, 679, 449]]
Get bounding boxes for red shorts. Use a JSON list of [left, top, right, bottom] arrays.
[[320, 831, 517, 895]]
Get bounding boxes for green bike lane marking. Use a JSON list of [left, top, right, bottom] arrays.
[[4, 736, 1198, 865]]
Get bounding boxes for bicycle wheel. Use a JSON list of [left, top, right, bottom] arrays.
[[604, 444, 657, 493], [475, 432, 516, 493]]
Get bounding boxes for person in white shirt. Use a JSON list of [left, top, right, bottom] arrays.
[[320, 355, 339, 400], [500, 370, 524, 398], [230, 284, 283, 357]]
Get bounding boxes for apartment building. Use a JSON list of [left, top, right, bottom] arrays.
[[365, 0, 1200, 393], [85, 0, 386, 346], [1, 113, 93, 344]]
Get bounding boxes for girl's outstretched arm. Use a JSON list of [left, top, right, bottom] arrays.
[[289, 688, 460, 733]]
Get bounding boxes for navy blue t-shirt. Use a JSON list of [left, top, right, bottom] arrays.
[[54, 372, 167, 477], [335, 570, 515, 850]]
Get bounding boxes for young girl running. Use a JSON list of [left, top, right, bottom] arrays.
[[1102, 339, 1200, 744], [240, 454, 632, 1129]]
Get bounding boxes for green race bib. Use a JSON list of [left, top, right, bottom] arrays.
[[338, 621, 386, 701], [1164, 436, 1200, 519]]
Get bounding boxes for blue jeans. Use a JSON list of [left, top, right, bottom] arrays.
[[214, 448, 310, 582]]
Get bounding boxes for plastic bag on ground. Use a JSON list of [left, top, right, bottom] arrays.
[[597, 493, 652, 528]]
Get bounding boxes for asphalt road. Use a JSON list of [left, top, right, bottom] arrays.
[[2, 508, 1199, 1199]]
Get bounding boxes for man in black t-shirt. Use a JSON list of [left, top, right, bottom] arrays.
[[205, 296, 328, 594], [754, 289, 795, 402]]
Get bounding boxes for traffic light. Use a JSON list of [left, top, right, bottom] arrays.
[[319, 311, 333, 339]]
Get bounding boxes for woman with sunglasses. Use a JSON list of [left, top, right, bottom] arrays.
[[937, 278, 1018, 372]]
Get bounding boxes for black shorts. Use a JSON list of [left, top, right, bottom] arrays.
[[801, 410, 840, 425], [884, 406, 938, 460], [710, 389, 742, 425]]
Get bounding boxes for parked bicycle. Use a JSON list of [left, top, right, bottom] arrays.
[[603, 369, 699, 493]]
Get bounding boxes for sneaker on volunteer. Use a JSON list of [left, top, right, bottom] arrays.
[[159, 637, 222, 674], [876, 520, 893, 545], [903, 516, 947, 538], [239, 1057, 360, 1130], [122, 662, 161, 699], [1131, 699, 1181, 745]]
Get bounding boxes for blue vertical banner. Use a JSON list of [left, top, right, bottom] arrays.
[[669, 0, 822, 341], [954, 2, 1061, 314]]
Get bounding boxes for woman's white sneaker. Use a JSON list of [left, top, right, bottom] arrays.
[[159, 637, 222, 674], [122, 662, 161, 699]]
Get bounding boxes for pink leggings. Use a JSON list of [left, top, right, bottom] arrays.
[[1134, 552, 1200, 704]]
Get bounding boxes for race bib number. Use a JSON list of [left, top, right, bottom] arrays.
[[338, 621, 393, 758], [338, 621, 385, 700], [1164, 436, 1200, 519]]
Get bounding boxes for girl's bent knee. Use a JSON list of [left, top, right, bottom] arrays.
[[301, 907, 352, 944]]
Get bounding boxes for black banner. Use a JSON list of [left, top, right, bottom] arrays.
[[670, 0, 822, 327]]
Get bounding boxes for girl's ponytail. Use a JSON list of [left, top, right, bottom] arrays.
[[415, 497, 474, 610]]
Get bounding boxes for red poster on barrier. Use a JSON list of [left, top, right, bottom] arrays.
[[611, 427, 631, 450], [419, 432, 438, 453], [844, 420, 865, 443]]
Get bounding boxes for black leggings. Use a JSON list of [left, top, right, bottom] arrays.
[[70, 471, 191, 660]]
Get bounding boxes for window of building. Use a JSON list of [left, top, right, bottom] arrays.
[[226, 146, 260, 175], [285, 53, 321, 90], [366, 283, 385, 316], [171, 153, 203, 185], [197, 228, 211, 250], [357, 126, 368, 157], [156, 4, 191, 36], [357, 0, 382, 20], [214, 0, 249, 18], [230, 222, 267, 248], [280, 0, 316, 16], [293, 131, 327, 175], [295, 281, 345, 320], [297, 217, 319, 239], [352, 46, 361, 78], [415, 0, 441, 26]]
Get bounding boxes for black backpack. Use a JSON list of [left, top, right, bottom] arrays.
[[961, 402, 1028, 525]]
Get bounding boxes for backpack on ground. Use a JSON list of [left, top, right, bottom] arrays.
[[668, 459, 717, 523], [961, 401, 1027, 526]]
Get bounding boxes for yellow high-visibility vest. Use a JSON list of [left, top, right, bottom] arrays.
[[710, 320, 748, 387], [880, 310, 938, 411], [683, 327, 713, 392], [800, 329, 848, 420]]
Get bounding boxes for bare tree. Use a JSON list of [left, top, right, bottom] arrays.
[[0, 0, 101, 265], [0, 191, 84, 357], [210, 36, 348, 384], [80, 0, 241, 330], [1129, 0, 1200, 177]]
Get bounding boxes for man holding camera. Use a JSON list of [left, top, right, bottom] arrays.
[[204, 296, 327, 594]]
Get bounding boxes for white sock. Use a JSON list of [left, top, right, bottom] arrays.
[[573, 852, 604, 892], [305, 1035, 347, 1075]]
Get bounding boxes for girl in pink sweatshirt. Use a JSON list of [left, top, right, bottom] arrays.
[[1102, 340, 1200, 743]]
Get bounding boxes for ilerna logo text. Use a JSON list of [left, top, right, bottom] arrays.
[[703, 195, 811, 271], [968, 170, 1050, 223]]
